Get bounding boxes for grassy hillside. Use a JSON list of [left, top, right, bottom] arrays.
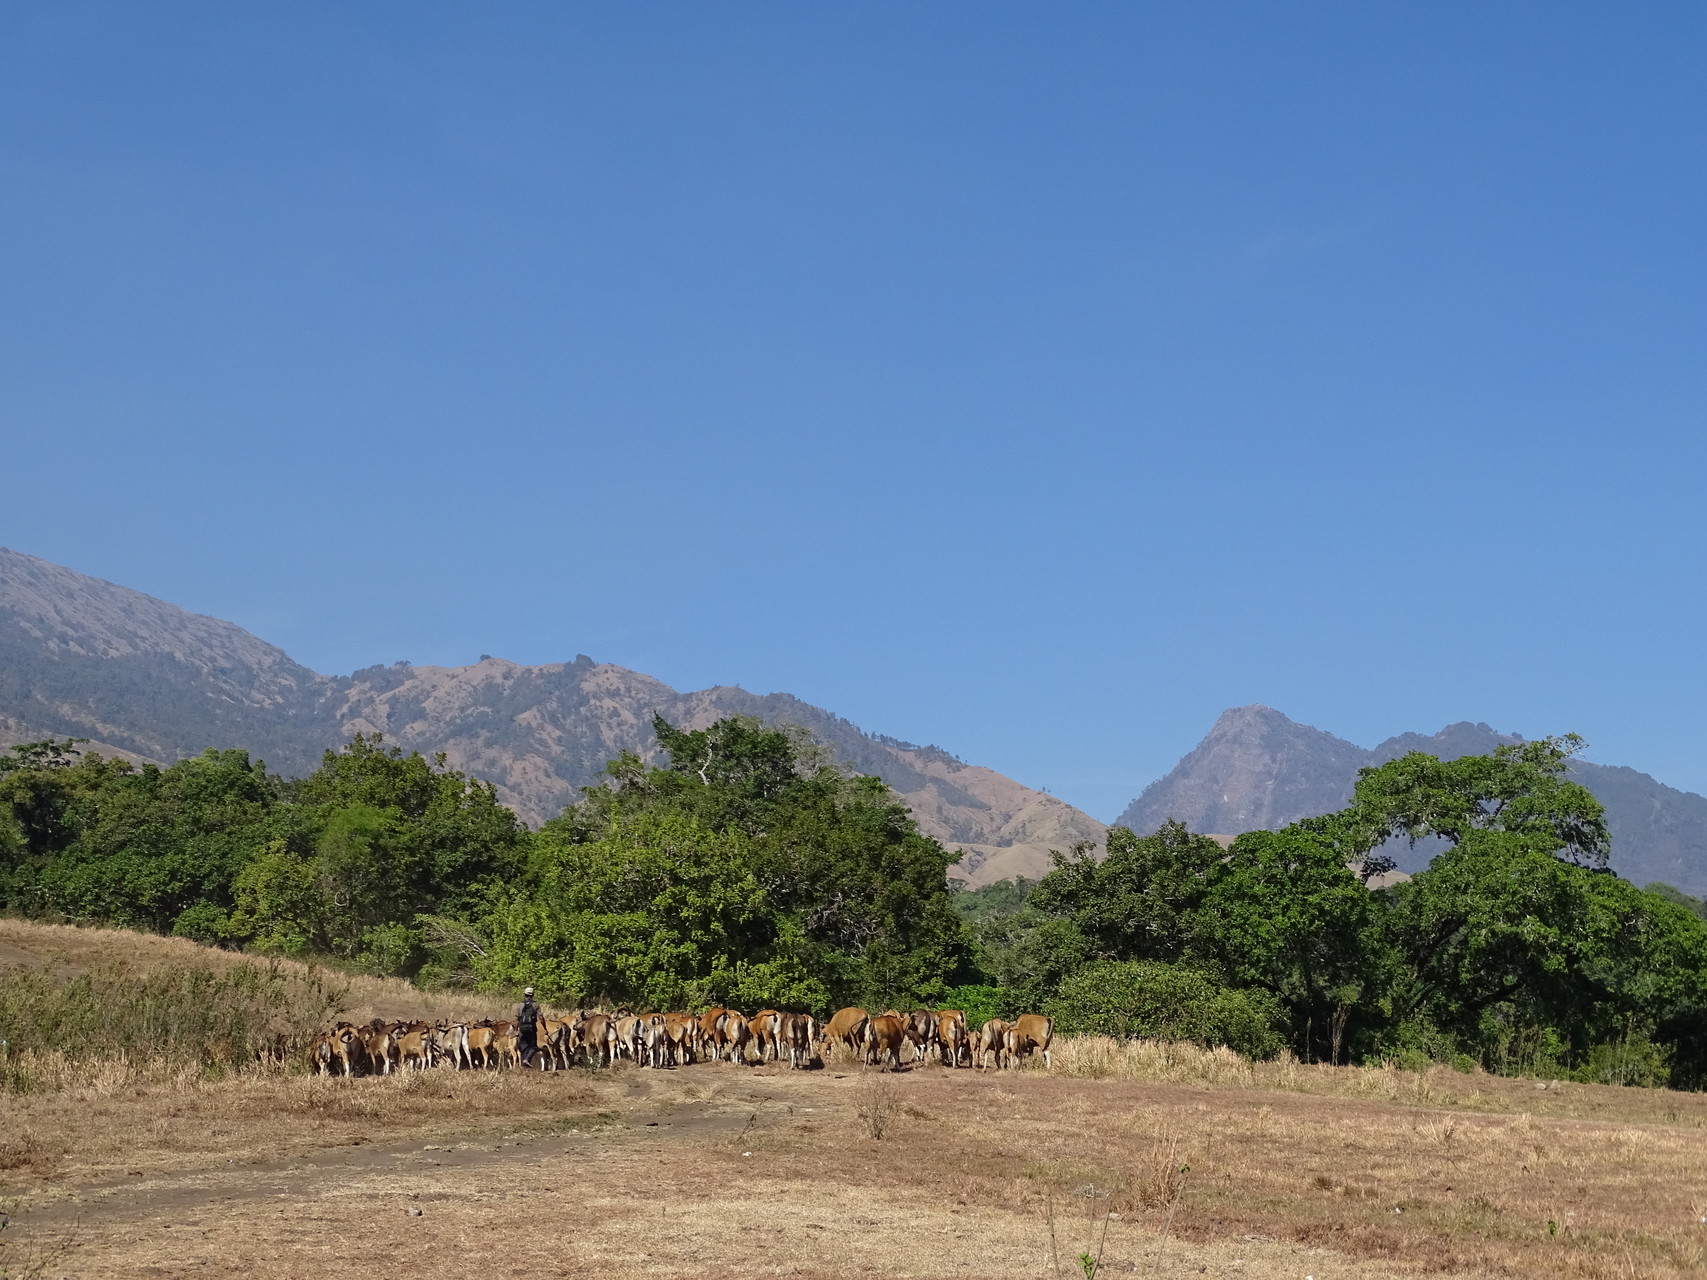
[[0, 917, 514, 1098]]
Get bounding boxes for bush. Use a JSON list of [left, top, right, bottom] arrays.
[[171, 901, 229, 946], [1045, 960, 1286, 1059], [358, 922, 422, 977], [1578, 1033, 1673, 1087], [942, 983, 1005, 1029]]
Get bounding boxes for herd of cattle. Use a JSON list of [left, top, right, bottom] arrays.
[[307, 1007, 1055, 1078]]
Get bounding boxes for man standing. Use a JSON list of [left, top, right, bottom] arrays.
[[515, 986, 540, 1068]]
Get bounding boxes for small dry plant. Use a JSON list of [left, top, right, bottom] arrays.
[[0, 1132, 62, 1178], [1133, 1130, 1189, 1210], [853, 1075, 897, 1140]]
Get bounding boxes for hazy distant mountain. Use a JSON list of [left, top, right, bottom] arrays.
[[1118, 705, 1707, 894], [0, 547, 1102, 885]]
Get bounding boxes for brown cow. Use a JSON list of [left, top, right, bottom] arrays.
[[574, 1012, 615, 1067], [331, 1030, 372, 1078], [722, 1011, 752, 1063], [642, 1013, 675, 1068], [537, 1015, 573, 1070], [465, 1020, 499, 1069], [612, 1015, 645, 1062], [491, 1019, 520, 1069], [395, 1021, 434, 1070], [779, 1012, 818, 1069], [360, 1023, 396, 1075], [863, 1013, 907, 1072], [906, 1009, 939, 1064], [434, 1021, 471, 1070], [749, 1009, 782, 1063], [664, 1011, 699, 1064], [820, 1007, 869, 1062], [1005, 1013, 1054, 1069], [976, 1018, 1010, 1071], [936, 1009, 969, 1067], [308, 1030, 336, 1076], [697, 1007, 730, 1046], [328, 1023, 371, 1077]]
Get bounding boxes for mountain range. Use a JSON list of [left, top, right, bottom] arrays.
[[3, 546, 1704, 893], [0, 547, 1104, 886], [1119, 704, 1707, 893]]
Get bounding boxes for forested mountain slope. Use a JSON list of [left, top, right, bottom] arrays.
[[1119, 705, 1707, 893], [0, 547, 1101, 883]]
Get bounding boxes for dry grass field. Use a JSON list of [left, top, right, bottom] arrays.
[[5, 920, 1707, 1279]]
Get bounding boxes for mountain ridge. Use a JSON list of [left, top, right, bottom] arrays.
[[1117, 704, 1707, 894], [0, 547, 1104, 885]]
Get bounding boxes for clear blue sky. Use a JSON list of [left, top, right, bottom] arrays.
[[3, 3, 1705, 819]]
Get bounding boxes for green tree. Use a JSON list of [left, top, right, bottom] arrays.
[[226, 839, 324, 955], [1342, 735, 1609, 873], [480, 811, 825, 1010], [1030, 823, 1231, 965], [484, 716, 971, 1011], [1382, 830, 1707, 1079], [290, 734, 528, 919], [30, 749, 278, 930], [1027, 821, 1375, 1059]]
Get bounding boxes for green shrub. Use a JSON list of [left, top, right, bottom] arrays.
[[1578, 1033, 1672, 1087], [171, 901, 229, 946], [1044, 962, 1283, 1064], [1045, 960, 1286, 1059], [358, 922, 422, 977], [942, 983, 1005, 1029]]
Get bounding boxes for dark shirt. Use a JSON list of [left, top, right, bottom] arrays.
[[516, 999, 539, 1028]]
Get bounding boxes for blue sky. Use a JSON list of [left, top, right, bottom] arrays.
[[3, 3, 1705, 819]]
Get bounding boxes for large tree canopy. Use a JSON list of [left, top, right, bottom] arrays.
[[478, 715, 972, 1012]]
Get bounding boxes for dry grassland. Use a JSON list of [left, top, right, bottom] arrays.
[[0, 918, 512, 1025], [5, 921, 1707, 1278]]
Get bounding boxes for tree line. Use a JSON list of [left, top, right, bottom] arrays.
[[3, 721, 1705, 1086]]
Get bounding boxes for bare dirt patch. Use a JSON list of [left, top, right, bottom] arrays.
[[5, 1056, 1707, 1278]]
